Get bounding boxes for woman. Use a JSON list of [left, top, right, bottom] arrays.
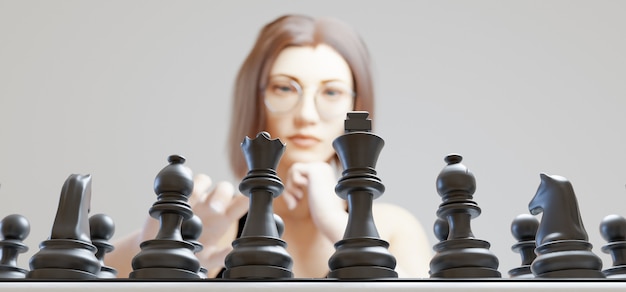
[[108, 14, 431, 278]]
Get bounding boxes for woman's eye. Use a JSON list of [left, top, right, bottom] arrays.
[[270, 83, 296, 95], [278, 86, 293, 92], [322, 87, 346, 98]]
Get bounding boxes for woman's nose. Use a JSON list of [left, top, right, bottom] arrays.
[[293, 89, 321, 123]]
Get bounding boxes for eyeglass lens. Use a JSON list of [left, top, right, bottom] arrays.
[[264, 76, 354, 118]]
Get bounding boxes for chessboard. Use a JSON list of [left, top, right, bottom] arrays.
[[1, 112, 626, 289], [0, 279, 626, 292]]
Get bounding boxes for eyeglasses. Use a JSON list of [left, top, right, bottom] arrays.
[[263, 76, 355, 120]]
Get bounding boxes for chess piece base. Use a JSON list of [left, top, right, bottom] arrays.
[[604, 266, 626, 278], [429, 238, 500, 278], [97, 266, 118, 278], [131, 239, 200, 276], [327, 265, 398, 279], [223, 265, 293, 279], [198, 267, 208, 278], [223, 236, 293, 279], [129, 267, 200, 279], [27, 268, 98, 279], [532, 240, 604, 278], [508, 266, 533, 278], [535, 268, 605, 278], [28, 239, 100, 279], [328, 237, 397, 279], [430, 267, 501, 278], [0, 266, 28, 278]]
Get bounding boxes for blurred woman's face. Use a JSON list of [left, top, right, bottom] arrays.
[[263, 44, 354, 168]]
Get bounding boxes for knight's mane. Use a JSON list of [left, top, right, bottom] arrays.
[[561, 180, 587, 236], [552, 177, 588, 240]]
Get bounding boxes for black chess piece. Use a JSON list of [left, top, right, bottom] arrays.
[[528, 173, 604, 278], [28, 174, 101, 279], [181, 214, 207, 278], [327, 111, 398, 279], [433, 218, 449, 243], [0, 214, 30, 278], [222, 132, 293, 279], [89, 213, 117, 278], [273, 213, 285, 238], [130, 154, 201, 279], [429, 154, 501, 278], [600, 214, 626, 278], [508, 214, 538, 278]]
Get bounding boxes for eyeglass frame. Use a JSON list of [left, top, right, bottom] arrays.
[[261, 75, 356, 120]]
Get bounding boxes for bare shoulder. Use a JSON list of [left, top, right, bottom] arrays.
[[372, 202, 432, 277], [373, 202, 421, 221], [372, 202, 426, 236]]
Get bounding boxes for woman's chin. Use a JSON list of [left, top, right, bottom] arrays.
[[282, 152, 333, 165]]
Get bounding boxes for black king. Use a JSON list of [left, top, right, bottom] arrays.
[[327, 111, 398, 279]]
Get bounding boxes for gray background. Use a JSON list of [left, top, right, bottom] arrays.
[[1, 0, 625, 276]]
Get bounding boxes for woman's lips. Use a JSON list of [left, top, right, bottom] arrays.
[[288, 135, 320, 147]]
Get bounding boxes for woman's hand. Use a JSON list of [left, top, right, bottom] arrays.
[[282, 162, 347, 243], [189, 174, 249, 275]]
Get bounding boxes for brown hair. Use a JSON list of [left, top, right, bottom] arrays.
[[228, 14, 375, 178]]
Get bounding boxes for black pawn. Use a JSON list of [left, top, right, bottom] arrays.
[[28, 174, 100, 279], [429, 154, 501, 278], [130, 154, 201, 279], [0, 214, 30, 278], [433, 218, 449, 243], [600, 214, 626, 278], [89, 213, 117, 278], [508, 214, 538, 278], [327, 111, 398, 279], [528, 173, 604, 278], [181, 214, 207, 278], [223, 132, 293, 279], [273, 214, 285, 238]]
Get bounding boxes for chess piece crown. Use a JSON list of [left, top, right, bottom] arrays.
[[222, 131, 293, 279]]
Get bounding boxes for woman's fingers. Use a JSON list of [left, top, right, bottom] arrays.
[[226, 193, 249, 220], [189, 173, 213, 207], [282, 163, 310, 209], [202, 181, 236, 214]]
